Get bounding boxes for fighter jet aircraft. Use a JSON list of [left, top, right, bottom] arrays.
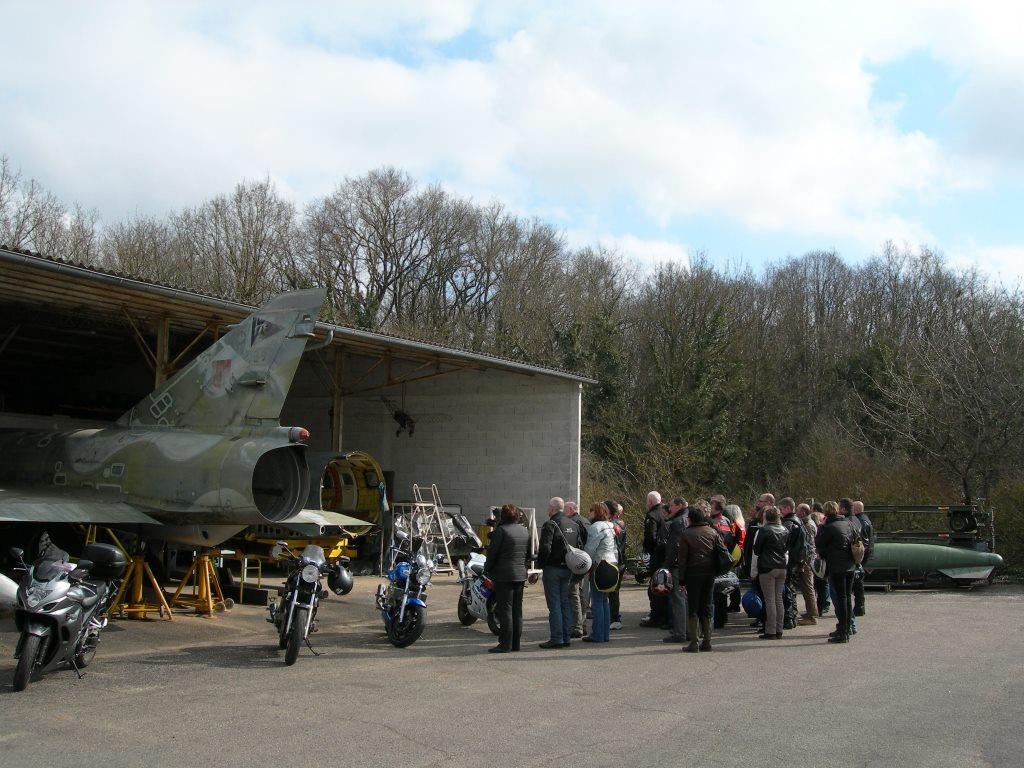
[[0, 288, 366, 548]]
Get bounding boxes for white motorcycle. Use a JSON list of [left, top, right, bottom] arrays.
[[456, 553, 500, 636]]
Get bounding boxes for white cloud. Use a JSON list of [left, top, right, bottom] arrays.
[[949, 243, 1024, 283], [0, 0, 1019, 264], [598, 234, 689, 269]]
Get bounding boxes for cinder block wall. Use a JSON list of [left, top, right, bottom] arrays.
[[283, 358, 582, 525]]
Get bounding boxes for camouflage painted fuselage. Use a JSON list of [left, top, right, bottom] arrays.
[[0, 289, 326, 542]]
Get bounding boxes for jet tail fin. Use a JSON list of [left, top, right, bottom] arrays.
[[118, 289, 327, 429]]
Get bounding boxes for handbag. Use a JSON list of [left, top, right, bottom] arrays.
[[712, 532, 734, 576], [592, 559, 620, 592], [851, 535, 866, 565], [554, 519, 592, 576]]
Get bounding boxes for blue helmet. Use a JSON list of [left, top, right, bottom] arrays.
[[741, 589, 764, 620]]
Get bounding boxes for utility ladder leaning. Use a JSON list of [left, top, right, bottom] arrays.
[[410, 483, 457, 574]]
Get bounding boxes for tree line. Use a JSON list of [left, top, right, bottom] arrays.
[[2, 156, 1022, 570]]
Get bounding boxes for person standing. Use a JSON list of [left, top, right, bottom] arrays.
[[483, 504, 531, 653], [676, 502, 719, 652], [640, 491, 665, 627], [565, 501, 590, 639], [852, 500, 873, 617], [795, 503, 818, 624], [815, 500, 858, 643], [660, 497, 690, 644], [582, 503, 618, 643], [608, 501, 627, 630], [839, 498, 862, 635], [811, 503, 830, 616], [754, 506, 790, 639], [537, 497, 580, 649], [778, 497, 809, 629]]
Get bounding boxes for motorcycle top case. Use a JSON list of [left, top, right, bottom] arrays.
[[82, 544, 128, 579]]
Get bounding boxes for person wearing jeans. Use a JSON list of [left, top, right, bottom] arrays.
[[583, 503, 618, 643], [754, 506, 790, 639], [537, 497, 581, 648], [483, 504, 531, 653], [541, 566, 573, 646]]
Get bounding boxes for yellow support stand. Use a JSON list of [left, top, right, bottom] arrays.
[[110, 553, 173, 620], [170, 551, 233, 617]]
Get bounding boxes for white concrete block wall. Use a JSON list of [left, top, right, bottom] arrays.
[[282, 357, 582, 526]]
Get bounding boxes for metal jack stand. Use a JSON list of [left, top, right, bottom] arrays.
[[110, 546, 173, 620], [170, 550, 234, 616]]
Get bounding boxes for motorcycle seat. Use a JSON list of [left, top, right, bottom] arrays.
[[469, 563, 485, 576]]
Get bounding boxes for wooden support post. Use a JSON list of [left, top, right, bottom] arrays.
[[332, 348, 345, 451], [154, 315, 170, 387]]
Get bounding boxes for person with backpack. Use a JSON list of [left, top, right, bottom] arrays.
[[676, 501, 720, 652], [582, 503, 618, 643], [795, 503, 819, 623], [709, 495, 742, 624], [814, 500, 858, 643], [779, 497, 813, 628], [852, 500, 874, 617], [754, 506, 790, 639], [537, 497, 582, 649], [838, 498, 862, 635]]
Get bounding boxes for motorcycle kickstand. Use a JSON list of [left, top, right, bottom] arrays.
[[304, 637, 322, 657], [69, 655, 85, 680]]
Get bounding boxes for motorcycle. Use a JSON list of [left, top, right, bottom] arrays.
[[267, 542, 352, 666], [376, 523, 437, 647], [9, 542, 127, 691], [456, 552, 501, 636]]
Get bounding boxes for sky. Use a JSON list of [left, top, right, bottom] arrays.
[[1, 1, 1023, 277]]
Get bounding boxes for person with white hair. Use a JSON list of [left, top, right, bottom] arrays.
[[536, 496, 581, 648], [640, 491, 668, 628]]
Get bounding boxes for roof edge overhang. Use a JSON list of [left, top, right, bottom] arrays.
[[0, 247, 597, 385]]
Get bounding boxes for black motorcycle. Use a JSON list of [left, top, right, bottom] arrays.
[[10, 543, 127, 691], [267, 542, 352, 666]]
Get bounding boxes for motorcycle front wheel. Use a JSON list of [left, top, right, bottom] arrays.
[[457, 595, 477, 626], [13, 634, 41, 692], [285, 607, 307, 665], [387, 605, 425, 648]]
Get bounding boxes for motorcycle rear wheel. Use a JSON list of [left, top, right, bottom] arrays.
[[13, 634, 41, 692], [457, 595, 477, 626], [285, 607, 306, 665], [387, 605, 425, 648]]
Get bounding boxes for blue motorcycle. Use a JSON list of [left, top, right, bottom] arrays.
[[376, 523, 437, 647]]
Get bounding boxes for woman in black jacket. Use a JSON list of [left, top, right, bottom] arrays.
[[753, 507, 790, 639], [483, 504, 531, 653]]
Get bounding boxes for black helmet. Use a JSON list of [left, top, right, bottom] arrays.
[[328, 564, 354, 595]]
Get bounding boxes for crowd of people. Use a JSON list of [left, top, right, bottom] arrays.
[[481, 492, 875, 653]]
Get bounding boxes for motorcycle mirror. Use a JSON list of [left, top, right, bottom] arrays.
[[270, 542, 286, 559], [9, 547, 24, 561], [394, 528, 409, 542]]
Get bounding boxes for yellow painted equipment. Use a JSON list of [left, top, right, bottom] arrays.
[[170, 550, 233, 616], [110, 552, 173, 621]]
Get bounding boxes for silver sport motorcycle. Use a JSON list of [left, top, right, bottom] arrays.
[[9, 542, 127, 691]]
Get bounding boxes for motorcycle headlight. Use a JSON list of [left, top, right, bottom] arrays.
[[301, 564, 320, 583], [416, 568, 431, 585]]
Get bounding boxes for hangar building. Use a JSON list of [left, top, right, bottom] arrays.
[[0, 246, 591, 524]]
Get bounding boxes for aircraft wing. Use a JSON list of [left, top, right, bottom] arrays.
[[287, 508, 374, 529], [0, 488, 162, 525]]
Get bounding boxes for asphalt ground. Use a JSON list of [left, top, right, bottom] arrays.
[[1, 576, 1021, 768]]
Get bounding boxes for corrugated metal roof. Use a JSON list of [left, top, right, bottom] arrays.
[[0, 245, 596, 384]]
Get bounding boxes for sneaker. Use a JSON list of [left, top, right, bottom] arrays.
[[827, 635, 849, 644], [610, 621, 623, 630], [798, 616, 817, 626], [581, 636, 598, 643], [758, 633, 773, 640], [782, 620, 796, 630], [487, 646, 510, 654]]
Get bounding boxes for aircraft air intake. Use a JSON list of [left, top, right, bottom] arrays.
[[251, 446, 310, 522]]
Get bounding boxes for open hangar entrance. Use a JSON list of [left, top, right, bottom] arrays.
[[0, 247, 590, 536]]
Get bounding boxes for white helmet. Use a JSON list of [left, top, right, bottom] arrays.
[[565, 547, 593, 576]]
